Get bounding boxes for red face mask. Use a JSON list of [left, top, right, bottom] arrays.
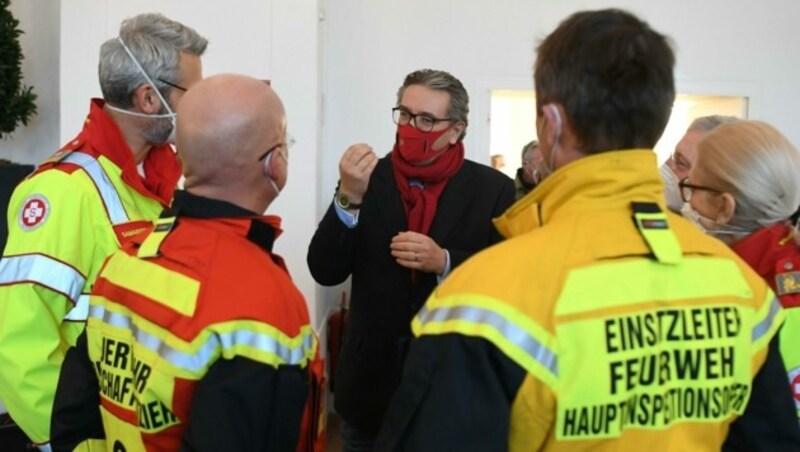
[[395, 124, 452, 165]]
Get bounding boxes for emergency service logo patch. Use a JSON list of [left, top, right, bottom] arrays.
[[788, 367, 800, 409], [18, 194, 50, 231]]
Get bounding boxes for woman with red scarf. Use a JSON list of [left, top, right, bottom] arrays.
[[307, 69, 515, 451], [679, 120, 800, 448]]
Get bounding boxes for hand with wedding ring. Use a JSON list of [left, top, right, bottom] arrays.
[[390, 231, 447, 274]]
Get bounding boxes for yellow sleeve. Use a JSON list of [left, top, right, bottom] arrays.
[[750, 288, 784, 375], [0, 170, 100, 443]]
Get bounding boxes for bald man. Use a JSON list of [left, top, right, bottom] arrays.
[[50, 75, 316, 451]]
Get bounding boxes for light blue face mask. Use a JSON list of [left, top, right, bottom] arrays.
[[106, 36, 177, 144], [680, 202, 753, 239]]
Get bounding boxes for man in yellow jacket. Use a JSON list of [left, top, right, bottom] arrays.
[[0, 13, 206, 450], [376, 9, 800, 451]]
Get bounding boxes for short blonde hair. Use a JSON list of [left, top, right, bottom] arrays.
[[694, 120, 800, 229]]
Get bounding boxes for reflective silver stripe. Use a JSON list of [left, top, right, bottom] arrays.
[[752, 297, 782, 343], [89, 304, 314, 372], [64, 294, 90, 321], [0, 254, 85, 303], [63, 152, 129, 224], [417, 304, 558, 377]]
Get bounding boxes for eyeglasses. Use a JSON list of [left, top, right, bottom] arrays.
[[678, 177, 723, 202], [157, 78, 188, 92], [669, 152, 691, 173], [258, 133, 296, 162], [391, 107, 452, 132]]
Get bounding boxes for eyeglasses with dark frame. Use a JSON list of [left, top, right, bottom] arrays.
[[391, 107, 453, 132], [258, 133, 296, 162], [678, 177, 723, 203], [157, 78, 188, 92]]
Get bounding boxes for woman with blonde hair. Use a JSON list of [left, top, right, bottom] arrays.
[[680, 120, 800, 241], [679, 119, 800, 448]]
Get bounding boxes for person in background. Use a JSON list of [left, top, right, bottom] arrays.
[[491, 154, 506, 170], [0, 159, 34, 450], [514, 140, 541, 199], [0, 13, 207, 450], [307, 68, 515, 451], [0, 160, 34, 256], [678, 120, 800, 450], [50, 74, 316, 451], [660, 115, 739, 211], [376, 9, 796, 451]]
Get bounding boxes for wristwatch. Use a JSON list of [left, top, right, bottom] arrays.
[[335, 191, 362, 210]]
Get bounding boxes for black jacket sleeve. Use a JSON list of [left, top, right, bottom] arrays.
[[50, 330, 105, 452], [307, 198, 357, 287], [181, 357, 308, 452], [447, 176, 515, 269], [724, 331, 800, 451], [375, 334, 525, 452]]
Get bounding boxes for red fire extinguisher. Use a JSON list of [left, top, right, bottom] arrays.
[[326, 291, 348, 392]]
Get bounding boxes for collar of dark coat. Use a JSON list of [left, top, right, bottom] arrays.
[[371, 157, 475, 244]]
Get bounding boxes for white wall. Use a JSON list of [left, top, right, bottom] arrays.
[[4, 0, 800, 333], [5, 0, 324, 326], [0, 0, 59, 163], [322, 0, 800, 200]]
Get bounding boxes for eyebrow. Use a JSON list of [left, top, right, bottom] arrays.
[[396, 104, 439, 117], [674, 152, 690, 166]]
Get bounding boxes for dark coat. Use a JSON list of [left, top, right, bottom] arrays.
[[307, 156, 515, 434], [0, 163, 34, 255]]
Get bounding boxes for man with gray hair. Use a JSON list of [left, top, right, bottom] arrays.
[[0, 13, 206, 450], [660, 115, 739, 211], [515, 140, 541, 199], [308, 68, 515, 450]]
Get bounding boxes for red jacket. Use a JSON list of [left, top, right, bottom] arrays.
[[732, 223, 800, 308], [51, 191, 318, 451]]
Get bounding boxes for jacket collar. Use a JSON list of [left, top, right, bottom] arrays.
[[169, 190, 282, 252], [372, 156, 475, 244], [731, 223, 795, 275], [73, 99, 181, 205], [493, 150, 666, 238]]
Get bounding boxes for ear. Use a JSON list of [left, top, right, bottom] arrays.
[[448, 122, 466, 145], [131, 83, 162, 115], [263, 152, 274, 178], [715, 192, 737, 225], [539, 103, 566, 146]]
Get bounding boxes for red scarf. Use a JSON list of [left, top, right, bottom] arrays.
[[391, 141, 465, 235]]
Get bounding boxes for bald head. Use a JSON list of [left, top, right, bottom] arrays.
[[177, 74, 287, 211]]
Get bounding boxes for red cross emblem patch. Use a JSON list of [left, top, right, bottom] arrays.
[[18, 195, 50, 231]]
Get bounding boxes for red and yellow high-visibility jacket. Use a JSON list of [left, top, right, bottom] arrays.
[[51, 191, 317, 452], [732, 223, 800, 424], [0, 99, 180, 445]]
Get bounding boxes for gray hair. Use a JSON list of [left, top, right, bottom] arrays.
[[695, 120, 800, 230], [688, 115, 740, 133], [521, 140, 539, 160], [396, 69, 469, 140], [99, 13, 208, 108]]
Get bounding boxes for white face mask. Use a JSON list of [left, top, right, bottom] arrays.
[[680, 202, 752, 239], [659, 163, 684, 212], [107, 37, 177, 145]]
